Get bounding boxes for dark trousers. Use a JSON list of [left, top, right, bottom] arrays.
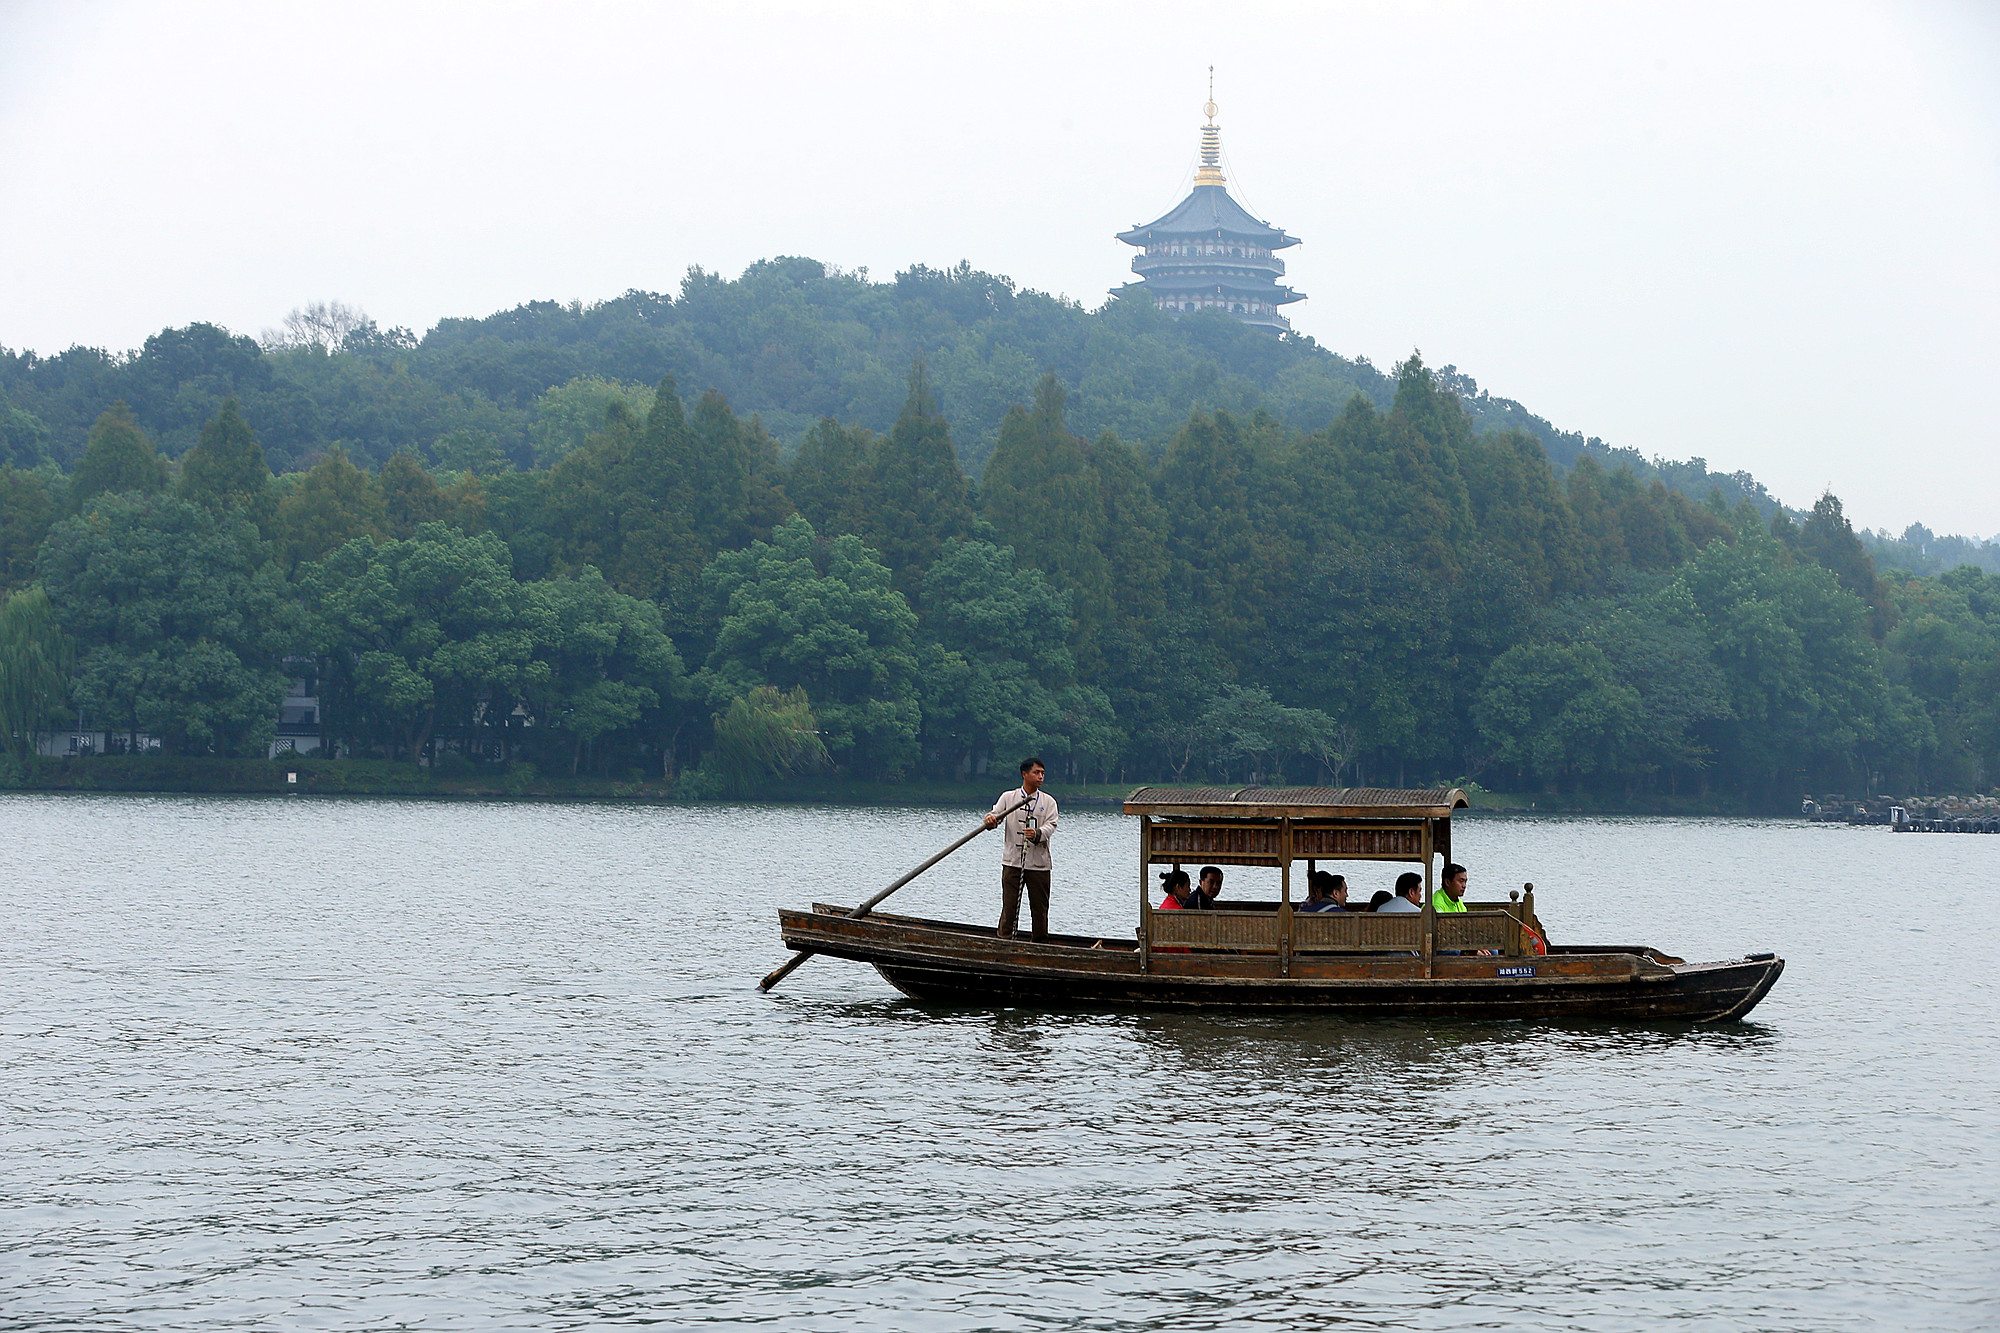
[[998, 865, 1051, 941]]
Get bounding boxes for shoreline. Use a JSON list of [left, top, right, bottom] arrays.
[[0, 755, 1826, 817]]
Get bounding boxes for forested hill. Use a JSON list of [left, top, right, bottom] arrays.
[[1, 257, 1781, 512], [3, 258, 1997, 806], [3, 338, 1998, 804]]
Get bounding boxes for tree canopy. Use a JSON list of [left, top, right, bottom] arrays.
[[3, 274, 1995, 801]]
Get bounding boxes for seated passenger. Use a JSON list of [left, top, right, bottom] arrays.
[[1377, 871, 1424, 913], [1431, 863, 1469, 914], [1187, 865, 1225, 910], [1431, 862, 1496, 955], [1366, 889, 1394, 912], [1298, 870, 1347, 913], [1156, 867, 1192, 910]]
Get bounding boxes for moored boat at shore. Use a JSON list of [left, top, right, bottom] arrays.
[[774, 787, 1784, 1022]]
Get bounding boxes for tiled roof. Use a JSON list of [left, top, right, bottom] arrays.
[[1117, 185, 1299, 248], [1123, 787, 1469, 818]]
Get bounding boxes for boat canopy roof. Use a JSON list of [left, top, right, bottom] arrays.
[[1123, 786, 1469, 821]]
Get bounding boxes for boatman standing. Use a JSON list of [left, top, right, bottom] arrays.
[[984, 756, 1058, 941]]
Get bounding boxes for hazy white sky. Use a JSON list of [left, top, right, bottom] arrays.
[[2, 0, 1995, 535]]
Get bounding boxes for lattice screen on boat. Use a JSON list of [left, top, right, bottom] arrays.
[[1147, 910, 1282, 950], [1147, 823, 1424, 862], [1288, 913, 1424, 952]]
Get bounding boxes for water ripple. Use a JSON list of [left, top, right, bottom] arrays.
[[2, 795, 1997, 1330]]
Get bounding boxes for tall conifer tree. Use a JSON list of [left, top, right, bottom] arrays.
[[867, 361, 972, 602], [69, 402, 166, 511], [179, 399, 273, 523], [980, 376, 1114, 638], [787, 418, 878, 539], [380, 451, 451, 536]]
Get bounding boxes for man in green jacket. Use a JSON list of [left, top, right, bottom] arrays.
[[1433, 862, 1470, 913], [1434, 862, 1498, 956]]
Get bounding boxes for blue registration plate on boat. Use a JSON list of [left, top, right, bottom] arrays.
[[1496, 965, 1536, 978]]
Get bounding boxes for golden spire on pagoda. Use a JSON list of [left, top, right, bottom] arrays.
[[1195, 66, 1226, 187]]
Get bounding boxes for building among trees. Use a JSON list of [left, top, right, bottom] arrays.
[[1113, 84, 1304, 334]]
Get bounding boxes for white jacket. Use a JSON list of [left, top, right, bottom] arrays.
[[992, 787, 1058, 870]]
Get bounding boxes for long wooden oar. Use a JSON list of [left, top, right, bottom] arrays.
[[759, 793, 1033, 992]]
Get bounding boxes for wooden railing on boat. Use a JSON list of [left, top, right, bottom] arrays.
[[1147, 905, 1528, 955]]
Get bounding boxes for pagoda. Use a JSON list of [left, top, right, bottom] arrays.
[[1113, 85, 1303, 334]]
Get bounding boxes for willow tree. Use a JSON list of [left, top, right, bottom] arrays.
[[709, 685, 829, 794], [0, 588, 73, 759]]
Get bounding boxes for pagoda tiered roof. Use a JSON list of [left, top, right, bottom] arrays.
[[1117, 185, 1299, 250]]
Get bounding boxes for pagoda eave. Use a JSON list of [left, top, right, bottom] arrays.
[[1132, 279, 1305, 305]]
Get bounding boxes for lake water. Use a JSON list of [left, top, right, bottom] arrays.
[[3, 793, 1995, 1331]]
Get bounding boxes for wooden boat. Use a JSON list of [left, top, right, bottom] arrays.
[[775, 787, 1784, 1022]]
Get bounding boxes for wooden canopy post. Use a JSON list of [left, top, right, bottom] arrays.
[[1139, 815, 1153, 973], [1279, 816, 1294, 978], [1420, 817, 1435, 978]]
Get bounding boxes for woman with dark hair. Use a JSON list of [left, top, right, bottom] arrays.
[[1300, 870, 1348, 913], [1366, 889, 1394, 912], [1156, 867, 1192, 910]]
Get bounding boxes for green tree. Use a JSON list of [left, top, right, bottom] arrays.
[[521, 568, 687, 775], [1475, 642, 1644, 785], [1564, 453, 1628, 580], [272, 446, 387, 572], [1196, 685, 1344, 785], [1329, 354, 1479, 580], [702, 515, 921, 775], [864, 361, 973, 601], [303, 524, 536, 764], [1156, 407, 1298, 664], [531, 375, 656, 466], [430, 429, 512, 475], [380, 450, 453, 536], [1261, 543, 1448, 773], [178, 399, 274, 525], [543, 384, 707, 614], [69, 403, 166, 511], [1535, 583, 1736, 787], [1461, 429, 1586, 599], [786, 417, 879, 540], [38, 494, 294, 755], [0, 389, 52, 469], [979, 377, 1115, 639], [1676, 517, 1918, 794], [917, 538, 1079, 773], [708, 685, 830, 794], [1799, 492, 1894, 638], [686, 388, 791, 554], [0, 587, 73, 759], [0, 465, 60, 594]]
